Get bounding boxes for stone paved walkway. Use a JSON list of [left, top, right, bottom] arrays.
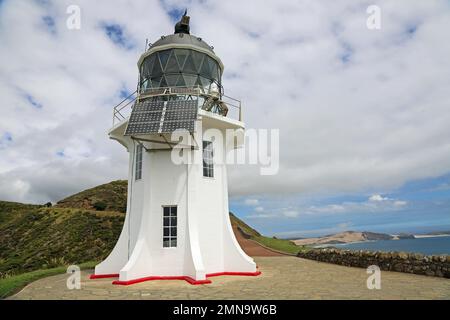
[[9, 257, 450, 300]]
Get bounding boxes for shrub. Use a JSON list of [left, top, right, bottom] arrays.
[[92, 201, 107, 211]]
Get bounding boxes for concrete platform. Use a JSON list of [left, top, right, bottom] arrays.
[[9, 257, 450, 300]]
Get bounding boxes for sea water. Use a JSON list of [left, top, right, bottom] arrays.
[[336, 235, 450, 255]]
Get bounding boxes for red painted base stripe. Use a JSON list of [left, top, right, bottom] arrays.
[[91, 268, 261, 286], [112, 276, 212, 286], [110, 270, 261, 286], [206, 271, 262, 278], [89, 273, 119, 279]]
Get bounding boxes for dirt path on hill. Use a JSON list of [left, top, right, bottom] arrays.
[[232, 226, 285, 257]]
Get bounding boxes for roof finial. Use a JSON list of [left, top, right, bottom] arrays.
[[174, 9, 190, 35]]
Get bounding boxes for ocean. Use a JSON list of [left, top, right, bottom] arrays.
[[334, 235, 450, 255]]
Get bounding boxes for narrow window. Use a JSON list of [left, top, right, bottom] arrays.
[[163, 206, 177, 248], [203, 140, 214, 178], [135, 144, 143, 180]]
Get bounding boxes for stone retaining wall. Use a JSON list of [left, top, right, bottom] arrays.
[[297, 248, 450, 278]]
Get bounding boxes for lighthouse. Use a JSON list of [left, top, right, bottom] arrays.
[[91, 12, 259, 285]]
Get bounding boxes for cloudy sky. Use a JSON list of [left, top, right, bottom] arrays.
[[1, 0, 449, 237]]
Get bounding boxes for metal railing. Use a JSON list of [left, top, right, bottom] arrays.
[[112, 90, 138, 125], [112, 85, 242, 126]]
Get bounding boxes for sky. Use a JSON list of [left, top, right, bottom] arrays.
[[0, 0, 449, 237]]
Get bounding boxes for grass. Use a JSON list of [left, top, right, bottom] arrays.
[[0, 207, 123, 275], [230, 212, 260, 237], [56, 180, 128, 213], [0, 261, 97, 299], [254, 235, 309, 255]]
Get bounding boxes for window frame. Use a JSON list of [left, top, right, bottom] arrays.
[[202, 140, 214, 178], [162, 206, 177, 248], [135, 144, 143, 181]]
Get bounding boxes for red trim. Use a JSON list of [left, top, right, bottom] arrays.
[[112, 276, 212, 286], [206, 271, 262, 278], [109, 270, 261, 286], [89, 273, 119, 279]]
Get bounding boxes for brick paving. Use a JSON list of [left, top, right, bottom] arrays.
[[9, 256, 450, 300]]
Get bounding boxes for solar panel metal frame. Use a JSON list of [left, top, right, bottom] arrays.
[[125, 99, 198, 135], [159, 100, 198, 134]]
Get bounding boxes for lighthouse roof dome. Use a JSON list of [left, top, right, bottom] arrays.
[[149, 33, 215, 54]]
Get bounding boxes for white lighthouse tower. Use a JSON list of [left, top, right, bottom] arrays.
[[91, 12, 259, 285]]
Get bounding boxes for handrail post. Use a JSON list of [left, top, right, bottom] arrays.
[[239, 101, 242, 122]]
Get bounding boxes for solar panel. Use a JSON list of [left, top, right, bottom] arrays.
[[125, 122, 161, 135], [162, 120, 195, 133], [163, 109, 197, 121], [125, 99, 198, 135], [132, 100, 164, 112], [130, 112, 162, 123], [166, 100, 198, 112]]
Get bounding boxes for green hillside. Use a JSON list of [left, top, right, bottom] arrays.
[[0, 204, 123, 277], [56, 180, 128, 213], [229, 212, 261, 237]]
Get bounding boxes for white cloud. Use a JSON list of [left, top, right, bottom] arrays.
[[282, 210, 300, 218], [244, 198, 259, 206], [254, 206, 264, 212], [369, 194, 389, 202], [1, 0, 450, 204], [304, 196, 409, 215], [394, 200, 408, 207]]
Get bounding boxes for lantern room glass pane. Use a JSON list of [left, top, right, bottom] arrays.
[[200, 76, 211, 89], [183, 74, 197, 87], [158, 50, 171, 70], [195, 76, 202, 86], [142, 54, 155, 77], [151, 77, 161, 88], [183, 52, 197, 74], [191, 51, 205, 73], [175, 76, 186, 87], [209, 61, 219, 80], [151, 56, 163, 78], [141, 78, 151, 91], [160, 76, 168, 88], [165, 74, 179, 87], [199, 57, 212, 78], [174, 49, 189, 69], [165, 50, 179, 73]]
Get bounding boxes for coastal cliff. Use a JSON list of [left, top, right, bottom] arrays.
[[293, 231, 393, 246]]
